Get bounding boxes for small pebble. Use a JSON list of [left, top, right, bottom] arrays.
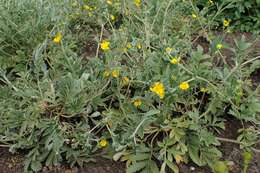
[[190, 166, 195, 171]]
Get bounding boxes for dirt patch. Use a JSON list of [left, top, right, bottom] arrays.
[[194, 32, 260, 66], [39, 158, 125, 173], [251, 68, 260, 89], [82, 39, 97, 58], [0, 147, 23, 173], [218, 117, 260, 173], [0, 147, 125, 173]]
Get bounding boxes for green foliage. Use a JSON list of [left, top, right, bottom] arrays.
[[195, 0, 260, 33], [0, 0, 259, 172], [212, 161, 229, 173], [242, 151, 253, 173]]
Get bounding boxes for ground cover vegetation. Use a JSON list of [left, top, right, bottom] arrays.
[[0, 0, 259, 173]]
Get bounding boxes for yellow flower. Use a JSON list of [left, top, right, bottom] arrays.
[[134, 0, 141, 7], [110, 14, 116, 21], [216, 43, 223, 50], [179, 82, 189, 90], [106, 0, 112, 5], [101, 40, 110, 51], [122, 76, 130, 85], [53, 32, 62, 44], [208, 0, 213, 5], [170, 57, 180, 65], [165, 47, 172, 54], [136, 43, 142, 49], [88, 12, 93, 17], [133, 99, 142, 107], [103, 70, 110, 77], [127, 42, 132, 49], [72, 2, 78, 7], [150, 82, 165, 99], [175, 155, 184, 164], [83, 5, 91, 10], [122, 47, 127, 52], [192, 13, 197, 19], [200, 87, 208, 93], [223, 19, 231, 27], [112, 70, 120, 78], [99, 139, 108, 148]]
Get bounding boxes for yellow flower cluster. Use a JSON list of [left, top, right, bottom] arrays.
[[134, 0, 141, 7], [127, 42, 132, 49], [101, 40, 110, 51], [179, 82, 190, 90], [216, 43, 223, 50], [103, 69, 120, 78], [83, 5, 96, 17], [165, 47, 172, 54], [150, 81, 191, 98], [150, 82, 165, 99], [111, 70, 119, 78], [208, 0, 214, 5], [136, 43, 142, 49], [83, 5, 94, 11], [133, 99, 142, 107], [99, 139, 108, 147], [106, 0, 113, 5], [170, 57, 180, 65], [53, 32, 62, 44], [122, 76, 130, 85], [192, 13, 197, 19], [223, 19, 231, 27], [110, 14, 116, 21]]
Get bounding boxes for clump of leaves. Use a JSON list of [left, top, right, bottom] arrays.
[[195, 0, 260, 33], [0, 0, 259, 172]]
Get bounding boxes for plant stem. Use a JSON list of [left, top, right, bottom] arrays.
[[217, 137, 260, 153], [96, 24, 104, 58], [224, 56, 260, 82]]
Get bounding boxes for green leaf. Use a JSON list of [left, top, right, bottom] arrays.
[[150, 160, 160, 173], [113, 151, 125, 161], [188, 149, 204, 166], [160, 162, 166, 173], [127, 161, 147, 173], [129, 153, 150, 161], [144, 110, 160, 116], [166, 160, 179, 173], [250, 101, 260, 113], [31, 161, 42, 172], [188, 137, 206, 166], [212, 161, 229, 173], [46, 150, 55, 167]]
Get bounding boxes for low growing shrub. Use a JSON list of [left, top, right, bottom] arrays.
[[0, 0, 259, 172]]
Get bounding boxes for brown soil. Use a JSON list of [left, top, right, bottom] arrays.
[[0, 148, 125, 173], [0, 147, 24, 173], [194, 32, 260, 66], [218, 117, 260, 173]]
